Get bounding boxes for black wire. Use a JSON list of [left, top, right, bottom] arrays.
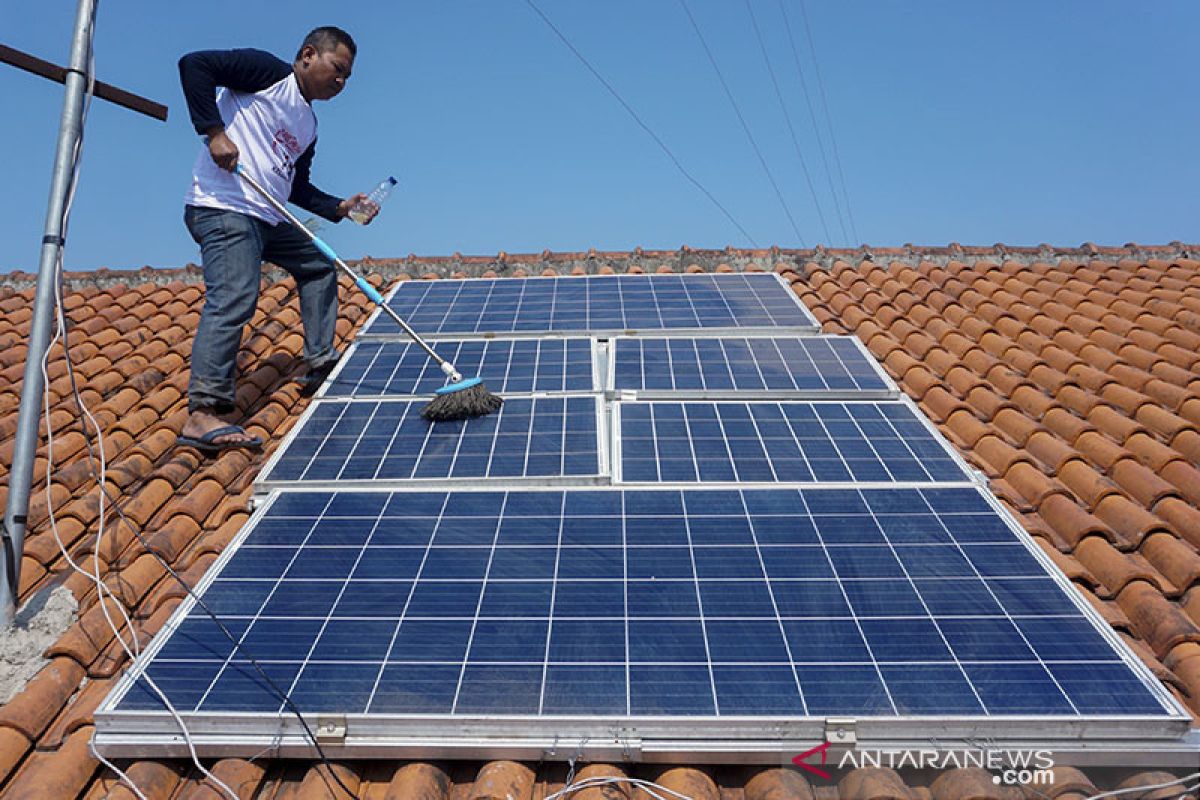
[[678, 0, 807, 248], [795, 0, 858, 244], [743, 0, 832, 244], [777, 0, 850, 246], [523, 0, 760, 248], [44, 9, 359, 798]]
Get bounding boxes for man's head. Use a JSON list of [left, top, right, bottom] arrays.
[[294, 26, 356, 102]]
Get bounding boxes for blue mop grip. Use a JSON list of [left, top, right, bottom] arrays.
[[353, 275, 386, 306], [313, 236, 339, 263], [435, 376, 482, 395]]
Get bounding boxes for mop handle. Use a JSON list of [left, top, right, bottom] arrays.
[[234, 165, 457, 376]]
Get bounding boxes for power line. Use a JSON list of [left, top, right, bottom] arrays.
[[797, 0, 859, 244], [678, 0, 807, 248], [777, 0, 850, 245], [523, 0, 760, 248], [743, 0, 832, 244]]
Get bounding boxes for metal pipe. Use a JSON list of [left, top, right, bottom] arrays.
[[1, 0, 97, 627]]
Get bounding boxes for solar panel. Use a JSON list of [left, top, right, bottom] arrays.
[[98, 485, 1183, 757], [610, 335, 896, 398], [360, 274, 819, 338], [617, 401, 970, 483], [258, 397, 605, 488], [321, 338, 597, 398]]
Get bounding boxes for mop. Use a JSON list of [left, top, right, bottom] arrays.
[[235, 165, 502, 421]]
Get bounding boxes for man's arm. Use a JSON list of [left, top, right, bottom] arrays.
[[290, 140, 345, 222], [177, 48, 292, 135]]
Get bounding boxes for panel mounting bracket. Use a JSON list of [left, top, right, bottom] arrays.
[[315, 715, 347, 745], [824, 717, 857, 750]]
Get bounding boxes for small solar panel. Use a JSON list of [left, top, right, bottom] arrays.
[[618, 401, 969, 483], [102, 486, 1180, 750], [322, 338, 596, 398], [258, 397, 604, 487], [361, 274, 819, 338], [611, 336, 895, 397]]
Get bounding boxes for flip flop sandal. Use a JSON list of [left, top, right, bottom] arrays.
[[177, 424, 263, 455]]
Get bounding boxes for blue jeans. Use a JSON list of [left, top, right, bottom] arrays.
[[185, 205, 339, 414]]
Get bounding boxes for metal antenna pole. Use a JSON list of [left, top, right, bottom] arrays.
[[1, 0, 97, 627]]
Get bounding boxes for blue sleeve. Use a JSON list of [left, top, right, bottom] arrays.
[[289, 140, 343, 222], [178, 48, 292, 135]]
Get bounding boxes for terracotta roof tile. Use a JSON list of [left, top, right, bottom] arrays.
[[1036, 493, 1118, 549], [2, 727, 96, 800], [1110, 460, 1179, 508], [1117, 580, 1200, 658], [39, 677, 112, 750], [1076, 535, 1174, 597], [1125, 431, 1185, 471], [0, 658, 85, 741], [1153, 498, 1200, 551], [837, 767, 913, 800], [1057, 460, 1124, 509], [1168, 429, 1200, 464], [0, 728, 31, 787], [745, 768, 815, 800], [1087, 405, 1146, 442], [1161, 461, 1200, 507], [1073, 430, 1132, 470], [471, 760, 535, 800], [1095, 495, 1171, 545], [1003, 462, 1066, 506]]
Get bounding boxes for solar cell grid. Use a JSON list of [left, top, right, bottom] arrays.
[[113, 487, 1173, 720], [261, 397, 602, 485], [324, 338, 595, 397], [612, 336, 892, 395], [364, 274, 817, 337], [619, 401, 968, 483]]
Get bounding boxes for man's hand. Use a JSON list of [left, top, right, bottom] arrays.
[[336, 193, 379, 224], [206, 128, 239, 172]]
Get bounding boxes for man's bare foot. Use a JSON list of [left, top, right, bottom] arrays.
[[180, 409, 259, 446]]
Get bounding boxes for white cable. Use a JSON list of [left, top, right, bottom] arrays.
[[542, 775, 698, 800], [89, 737, 147, 800], [28, 6, 238, 798], [1085, 772, 1200, 800]]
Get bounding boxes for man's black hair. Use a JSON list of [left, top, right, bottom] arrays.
[[296, 26, 357, 60]]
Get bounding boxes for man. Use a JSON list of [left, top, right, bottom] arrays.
[[176, 26, 374, 454]]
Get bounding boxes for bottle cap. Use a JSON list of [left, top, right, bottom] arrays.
[[387, 177, 398, 185]]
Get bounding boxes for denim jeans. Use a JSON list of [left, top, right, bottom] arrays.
[[184, 205, 338, 414]]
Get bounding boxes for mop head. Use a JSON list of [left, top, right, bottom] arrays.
[[422, 377, 504, 422]]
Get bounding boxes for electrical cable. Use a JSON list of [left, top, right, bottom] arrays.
[[776, 0, 849, 246], [89, 737, 148, 800], [542, 775, 698, 800], [678, 0, 807, 247], [28, 4, 361, 798], [743, 0, 832, 244], [34, 9, 236, 799], [795, 0, 858, 244], [522, 0, 760, 248]]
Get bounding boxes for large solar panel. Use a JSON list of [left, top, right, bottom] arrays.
[[618, 401, 970, 483], [610, 335, 896, 398], [321, 338, 597, 398], [97, 486, 1184, 757], [259, 397, 604, 488], [98, 269, 1193, 762], [361, 274, 819, 338]]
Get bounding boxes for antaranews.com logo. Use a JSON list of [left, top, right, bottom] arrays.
[[791, 741, 1055, 787]]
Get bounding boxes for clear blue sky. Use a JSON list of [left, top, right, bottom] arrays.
[[2, 1, 1197, 273]]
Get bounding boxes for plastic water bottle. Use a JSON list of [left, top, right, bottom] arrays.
[[348, 176, 398, 224]]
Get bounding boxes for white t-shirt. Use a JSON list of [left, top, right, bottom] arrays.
[[185, 72, 317, 225]]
